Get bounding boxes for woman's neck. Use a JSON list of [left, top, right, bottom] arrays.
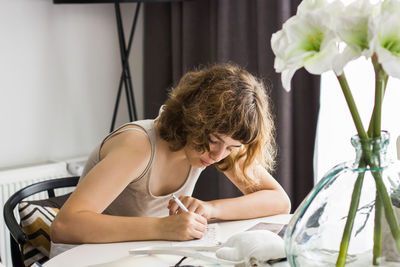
[[155, 127, 188, 165]]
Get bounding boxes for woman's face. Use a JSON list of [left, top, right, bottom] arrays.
[[184, 133, 242, 168]]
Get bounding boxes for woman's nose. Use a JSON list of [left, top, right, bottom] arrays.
[[209, 147, 226, 162]]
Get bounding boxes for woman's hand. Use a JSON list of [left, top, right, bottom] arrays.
[[168, 196, 215, 219], [158, 212, 207, 240]]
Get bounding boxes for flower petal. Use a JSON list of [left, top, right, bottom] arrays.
[[334, 0, 376, 56], [376, 45, 400, 78], [373, 0, 400, 78], [333, 46, 361, 75], [271, 2, 341, 90], [274, 57, 286, 73], [271, 31, 286, 59], [297, 0, 327, 14], [281, 67, 300, 92], [297, 0, 343, 20], [303, 33, 339, 74]]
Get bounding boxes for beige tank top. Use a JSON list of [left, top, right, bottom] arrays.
[[79, 119, 204, 218]]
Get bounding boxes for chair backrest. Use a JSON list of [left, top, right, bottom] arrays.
[[3, 176, 79, 267]]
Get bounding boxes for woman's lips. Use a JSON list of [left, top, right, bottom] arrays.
[[200, 159, 211, 166]]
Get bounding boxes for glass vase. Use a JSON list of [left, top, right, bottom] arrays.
[[285, 131, 400, 266]]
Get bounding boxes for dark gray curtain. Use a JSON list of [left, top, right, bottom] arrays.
[[143, 0, 320, 210]]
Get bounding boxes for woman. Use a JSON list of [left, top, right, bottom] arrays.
[[50, 63, 290, 246]]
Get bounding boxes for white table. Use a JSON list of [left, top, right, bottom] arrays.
[[44, 214, 292, 267]]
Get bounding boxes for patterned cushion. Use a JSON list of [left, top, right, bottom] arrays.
[[18, 202, 59, 267]]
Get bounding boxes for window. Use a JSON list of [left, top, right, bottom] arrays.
[[315, 57, 400, 182]]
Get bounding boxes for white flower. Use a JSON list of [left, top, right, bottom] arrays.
[[333, 0, 376, 75], [373, 0, 400, 78], [297, 0, 339, 15], [271, 5, 339, 91]]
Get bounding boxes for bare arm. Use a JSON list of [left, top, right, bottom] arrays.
[[209, 164, 291, 220], [169, 163, 291, 221], [51, 131, 207, 244]]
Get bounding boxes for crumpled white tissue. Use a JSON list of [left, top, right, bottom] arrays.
[[216, 230, 286, 266]]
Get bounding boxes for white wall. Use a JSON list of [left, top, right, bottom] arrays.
[[0, 0, 143, 169]]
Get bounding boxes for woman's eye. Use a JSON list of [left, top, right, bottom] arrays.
[[209, 139, 217, 144], [208, 137, 218, 144]]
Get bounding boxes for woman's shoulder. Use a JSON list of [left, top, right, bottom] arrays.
[[100, 122, 153, 162]]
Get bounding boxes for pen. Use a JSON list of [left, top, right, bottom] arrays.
[[171, 194, 189, 212]]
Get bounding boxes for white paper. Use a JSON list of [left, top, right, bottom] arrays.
[[171, 223, 220, 247]]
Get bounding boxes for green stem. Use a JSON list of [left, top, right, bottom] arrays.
[[363, 137, 400, 255], [337, 74, 368, 140], [373, 168, 400, 253], [335, 72, 400, 266], [335, 74, 369, 267], [373, 191, 383, 265], [336, 161, 366, 267], [370, 54, 389, 265], [370, 54, 388, 138]]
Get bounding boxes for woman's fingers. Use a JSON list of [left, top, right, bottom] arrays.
[[180, 196, 201, 213], [161, 212, 207, 240], [190, 213, 208, 238], [167, 195, 213, 219], [180, 196, 212, 219], [168, 199, 179, 215]]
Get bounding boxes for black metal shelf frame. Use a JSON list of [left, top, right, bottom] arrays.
[[54, 0, 186, 131]]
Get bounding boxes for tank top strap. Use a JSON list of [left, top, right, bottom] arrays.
[[100, 120, 157, 182], [129, 120, 157, 182], [103, 127, 146, 144]]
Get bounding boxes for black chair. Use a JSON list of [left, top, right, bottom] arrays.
[[3, 176, 79, 267]]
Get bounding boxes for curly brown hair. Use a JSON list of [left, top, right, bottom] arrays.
[[155, 63, 276, 189]]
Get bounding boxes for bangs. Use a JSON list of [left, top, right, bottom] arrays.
[[214, 110, 260, 146], [228, 105, 260, 145], [233, 125, 259, 145]]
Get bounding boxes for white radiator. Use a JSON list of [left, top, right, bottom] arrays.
[[0, 160, 84, 267]]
